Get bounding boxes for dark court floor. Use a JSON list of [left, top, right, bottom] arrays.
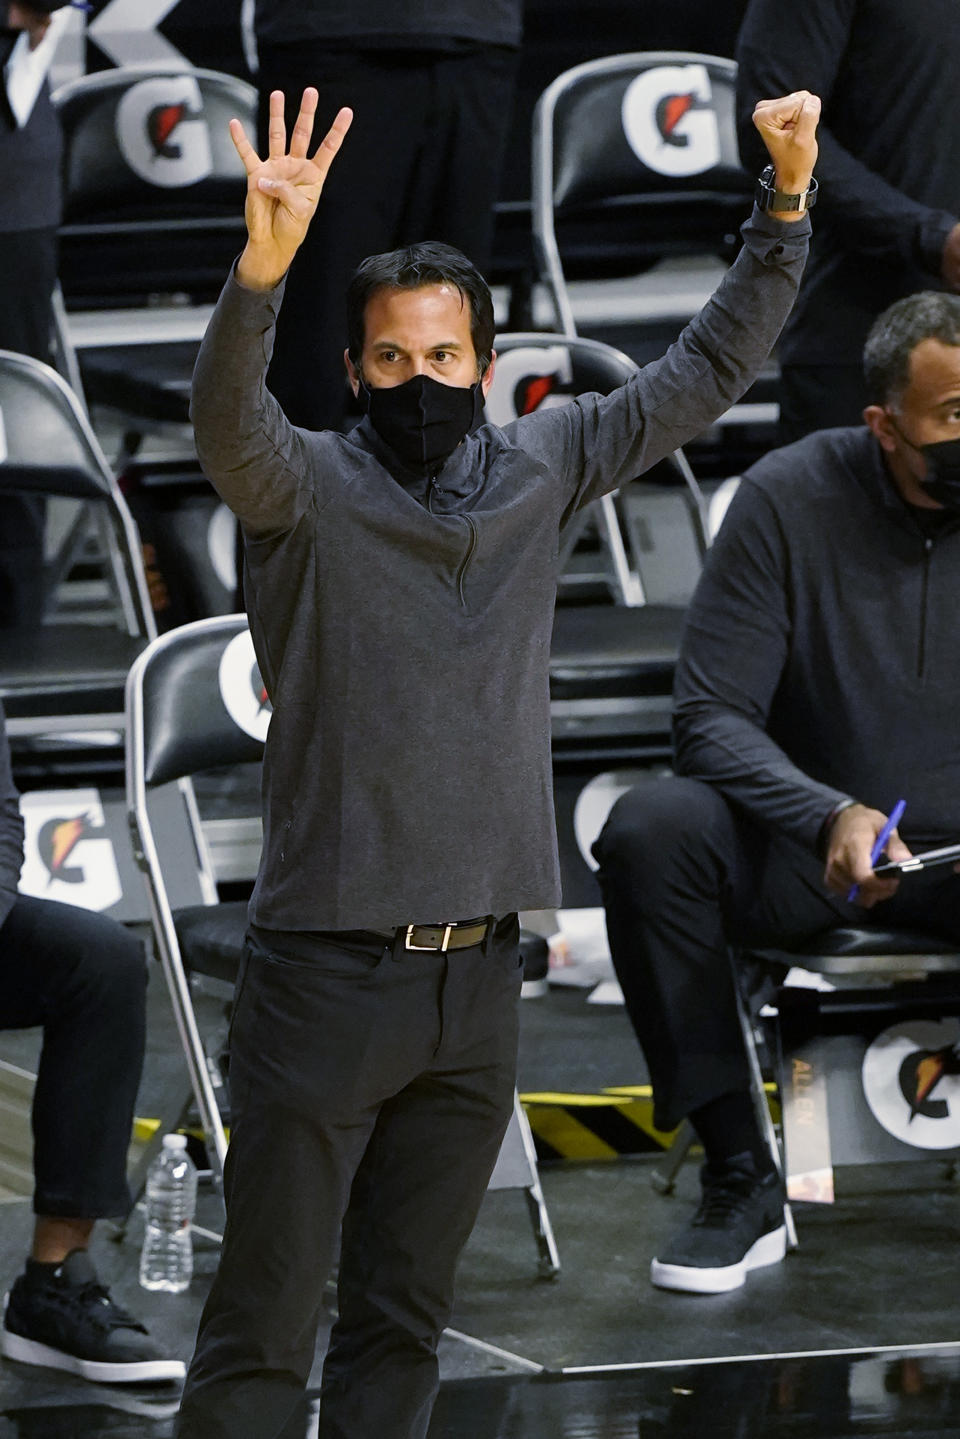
[[2, 967, 960, 1435]]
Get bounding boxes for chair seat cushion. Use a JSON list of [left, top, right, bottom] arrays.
[[793, 927, 960, 959], [550, 604, 684, 700], [174, 900, 248, 985], [0, 626, 147, 717]]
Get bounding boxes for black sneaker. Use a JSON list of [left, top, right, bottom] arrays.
[[650, 1152, 787, 1294], [1, 1249, 186, 1384]]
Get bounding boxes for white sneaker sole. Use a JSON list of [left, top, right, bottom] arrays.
[[1, 1327, 186, 1384], [650, 1222, 788, 1295]]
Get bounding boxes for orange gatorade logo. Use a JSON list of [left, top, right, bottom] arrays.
[[621, 64, 721, 178], [40, 814, 91, 884], [18, 791, 123, 912]]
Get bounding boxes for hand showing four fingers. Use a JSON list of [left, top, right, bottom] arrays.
[[232, 88, 353, 291]]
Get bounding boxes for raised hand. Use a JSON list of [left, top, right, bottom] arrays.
[[752, 91, 820, 203], [231, 89, 353, 292]]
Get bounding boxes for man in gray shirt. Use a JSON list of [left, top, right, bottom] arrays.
[[174, 87, 818, 1439]]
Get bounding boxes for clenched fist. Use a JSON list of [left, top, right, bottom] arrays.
[[752, 91, 820, 212]]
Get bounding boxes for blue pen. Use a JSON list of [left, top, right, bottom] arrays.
[[847, 798, 906, 902]]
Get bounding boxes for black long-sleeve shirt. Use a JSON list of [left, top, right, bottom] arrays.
[[674, 426, 960, 851], [735, 0, 960, 369], [192, 207, 808, 930], [254, 1, 522, 50]]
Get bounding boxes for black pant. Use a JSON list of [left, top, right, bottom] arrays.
[[175, 917, 522, 1439], [0, 894, 147, 1217], [593, 777, 960, 1132], [0, 227, 58, 629], [255, 44, 519, 432]]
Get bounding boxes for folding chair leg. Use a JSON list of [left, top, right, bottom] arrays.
[[650, 1118, 697, 1194], [512, 1094, 561, 1277], [735, 983, 799, 1250]]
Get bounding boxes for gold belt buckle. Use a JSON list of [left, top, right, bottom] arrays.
[[405, 923, 453, 952]]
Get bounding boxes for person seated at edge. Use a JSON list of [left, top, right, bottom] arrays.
[[173, 88, 818, 1439], [0, 700, 185, 1383], [594, 289, 960, 1296]]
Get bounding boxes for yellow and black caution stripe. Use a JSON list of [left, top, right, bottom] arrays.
[[519, 1084, 780, 1162], [134, 1085, 780, 1167]]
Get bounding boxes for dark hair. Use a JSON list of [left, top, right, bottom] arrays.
[[863, 291, 960, 407], [346, 242, 495, 377]]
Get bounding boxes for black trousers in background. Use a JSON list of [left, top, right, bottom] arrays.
[[593, 777, 960, 1133], [174, 917, 522, 1439], [777, 362, 869, 445], [0, 226, 58, 629], [0, 894, 147, 1218], [255, 43, 519, 432]]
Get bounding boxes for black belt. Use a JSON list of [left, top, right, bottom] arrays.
[[376, 919, 491, 952]]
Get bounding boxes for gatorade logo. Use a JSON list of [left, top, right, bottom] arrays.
[[621, 64, 721, 178], [218, 630, 272, 744], [484, 346, 576, 427], [861, 1018, 960, 1150], [116, 75, 213, 188], [18, 791, 123, 912]]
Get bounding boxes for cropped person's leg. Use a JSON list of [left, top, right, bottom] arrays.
[[318, 919, 521, 1439], [593, 778, 757, 1129], [255, 49, 424, 432], [409, 46, 520, 283], [0, 895, 146, 1222], [0, 896, 181, 1382], [593, 778, 844, 1292]]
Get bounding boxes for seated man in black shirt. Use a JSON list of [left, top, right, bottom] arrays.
[[594, 290, 960, 1295], [0, 702, 184, 1383]]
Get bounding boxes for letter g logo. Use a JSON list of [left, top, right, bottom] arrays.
[[621, 64, 721, 178], [116, 74, 213, 188]]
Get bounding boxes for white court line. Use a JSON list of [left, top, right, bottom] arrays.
[[443, 1326, 545, 1374], [563, 1338, 960, 1375]]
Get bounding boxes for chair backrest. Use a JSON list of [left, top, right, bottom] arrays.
[[488, 332, 706, 604], [487, 330, 638, 427], [0, 348, 154, 638], [126, 614, 269, 799], [532, 51, 751, 334], [53, 65, 256, 307]]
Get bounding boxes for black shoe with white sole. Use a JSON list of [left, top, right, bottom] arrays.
[[1, 1249, 186, 1384], [651, 1152, 787, 1295]]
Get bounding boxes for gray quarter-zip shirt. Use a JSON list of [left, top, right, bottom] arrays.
[[191, 206, 809, 931]]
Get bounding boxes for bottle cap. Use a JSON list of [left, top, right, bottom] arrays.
[[162, 1133, 188, 1150]]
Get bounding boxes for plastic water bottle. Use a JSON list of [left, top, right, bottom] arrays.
[[139, 1134, 197, 1293]]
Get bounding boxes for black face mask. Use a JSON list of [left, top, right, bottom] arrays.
[[361, 374, 485, 470], [918, 437, 960, 510], [887, 415, 960, 511]]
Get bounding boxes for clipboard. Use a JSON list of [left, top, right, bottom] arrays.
[[873, 841, 960, 877]]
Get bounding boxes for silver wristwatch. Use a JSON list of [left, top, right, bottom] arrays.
[[755, 164, 818, 213]]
